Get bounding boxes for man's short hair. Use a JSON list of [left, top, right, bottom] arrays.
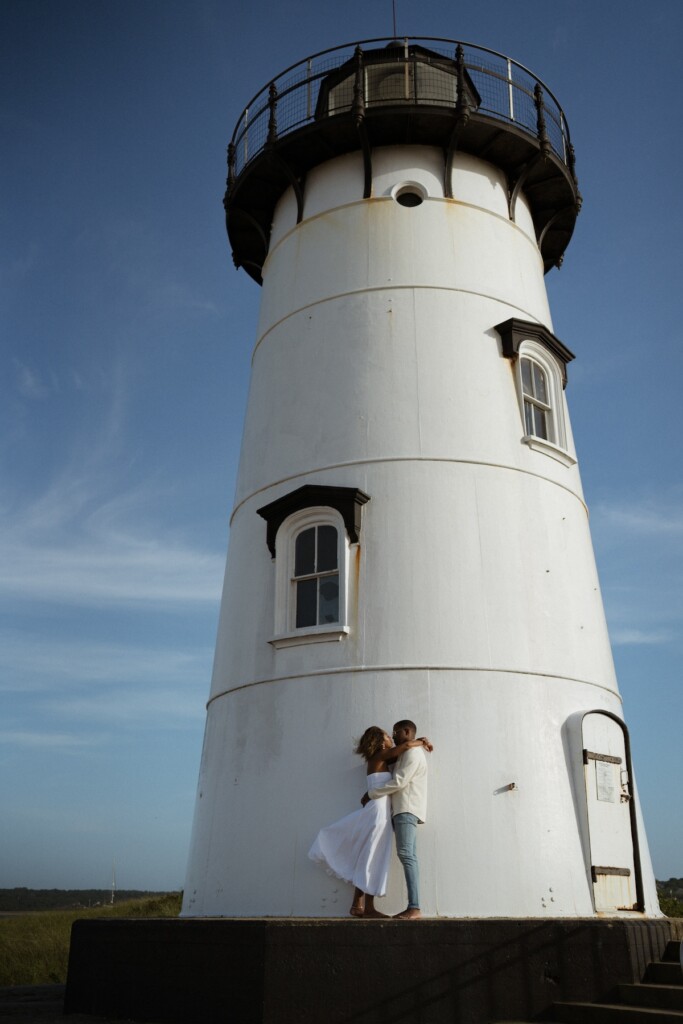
[[394, 719, 417, 735]]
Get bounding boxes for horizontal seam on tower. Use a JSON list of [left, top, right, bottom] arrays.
[[251, 287, 542, 365], [207, 666, 621, 708], [265, 195, 542, 272], [229, 455, 587, 524]]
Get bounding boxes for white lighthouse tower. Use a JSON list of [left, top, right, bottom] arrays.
[[182, 38, 660, 919]]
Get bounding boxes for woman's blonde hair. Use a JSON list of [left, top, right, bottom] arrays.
[[354, 725, 387, 761]]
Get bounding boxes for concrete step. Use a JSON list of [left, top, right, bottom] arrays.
[[616, 985, 683, 1011], [497, 944, 683, 1023], [644, 963, 683, 986], [550, 1002, 683, 1022]]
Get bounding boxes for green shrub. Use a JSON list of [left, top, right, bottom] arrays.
[[659, 895, 683, 918]]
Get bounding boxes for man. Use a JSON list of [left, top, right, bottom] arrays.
[[361, 719, 429, 919]]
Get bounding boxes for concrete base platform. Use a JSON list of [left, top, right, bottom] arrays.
[[64, 917, 679, 1024]]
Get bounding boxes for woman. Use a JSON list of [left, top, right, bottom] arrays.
[[308, 726, 431, 917]]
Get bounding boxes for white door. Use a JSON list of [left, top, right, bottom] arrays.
[[582, 712, 638, 912]]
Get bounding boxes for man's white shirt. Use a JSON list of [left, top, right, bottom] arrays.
[[368, 746, 428, 822]]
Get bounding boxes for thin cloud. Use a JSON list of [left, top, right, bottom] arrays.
[[594, 498, 683, 537], [0, 635, 213, 692], [43, 688, 206, 726], [0, 468, 224, 608], [148, 282, 221, 319], [610, 628, 672, 646], [0, 730, 97, 750], [0, 533, 223, 606], [13, 359, 49, 400], [72, 214, 222, 326], [592, 491, 682, 652]]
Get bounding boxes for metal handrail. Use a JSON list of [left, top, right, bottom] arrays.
[[228, 37, 574, 182]]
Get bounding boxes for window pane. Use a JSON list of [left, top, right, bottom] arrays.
[[521, 358, 533, 396], [415, 62, 457, 107], [532, 363, 548, 403], [317, 525, 338, 572], [296, 578, 317, 627], [533, 405, 549, 440], [524, 399, 535, 436], [366, 63, 411, 106], [327, 76, 354, 116], [318, 575, 339, 624], [294, 528, 315, 577]]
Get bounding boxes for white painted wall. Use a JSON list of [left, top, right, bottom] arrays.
[[182, 148, 660, 918]]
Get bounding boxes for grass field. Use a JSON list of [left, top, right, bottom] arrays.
[[0, 893, 181, 987]]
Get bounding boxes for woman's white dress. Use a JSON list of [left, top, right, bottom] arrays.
[[308, 771, 393, 896]]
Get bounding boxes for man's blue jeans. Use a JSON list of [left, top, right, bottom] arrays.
[[393, 812, 420, 908]]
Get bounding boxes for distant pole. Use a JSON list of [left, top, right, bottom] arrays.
[[110, 861, 116, 905]]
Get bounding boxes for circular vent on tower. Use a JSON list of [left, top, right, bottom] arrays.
[[393, 183, 426, 207]]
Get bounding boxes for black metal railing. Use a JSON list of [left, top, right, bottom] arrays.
[[228, 37, 575, 185]]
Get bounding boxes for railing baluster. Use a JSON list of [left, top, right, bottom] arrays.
[[455, 43, 468, 124], [534, 83, 551, 156], [352, 46, 365, 123], [267, 84, 278, 145], [227, 142, 236, 192], [404, 37, 410, 101], [306, 59, 312, 119], [243, 108, 248, 166], [507, 58, 514, 122]]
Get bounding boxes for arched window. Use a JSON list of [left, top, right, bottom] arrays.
[[516, 343, 567, 456], [272, 506, 348, 646], [495, 319, 577, 467], [521, 356, 553, 442], [256, 485, 370, 648]]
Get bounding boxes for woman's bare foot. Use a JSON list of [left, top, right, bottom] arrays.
[[350, 888, 365, 917], [394, 907, 422, 919], [363, 895, 388, 918]]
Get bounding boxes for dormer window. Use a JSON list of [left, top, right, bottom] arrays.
[[496, 318, 577, 467], [256, 485, 370, 648]]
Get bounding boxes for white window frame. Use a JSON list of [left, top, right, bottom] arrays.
[[515, 340, 576, 466], [269, 506, 350, 649]]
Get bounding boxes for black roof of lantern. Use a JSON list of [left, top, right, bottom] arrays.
[[224, 37, 581, 283]]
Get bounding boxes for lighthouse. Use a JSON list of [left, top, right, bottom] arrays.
[[182, 37, 660, 919]]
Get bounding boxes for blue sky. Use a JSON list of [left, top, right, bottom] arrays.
[[2, 0, 681, 892]]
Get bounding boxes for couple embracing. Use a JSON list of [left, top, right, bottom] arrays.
[[309, 719, 432, 919]]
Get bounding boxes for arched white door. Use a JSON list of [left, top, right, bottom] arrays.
[[582, 712, 639, 912]]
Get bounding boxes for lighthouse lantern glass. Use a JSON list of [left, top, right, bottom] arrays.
[[327, 77, 354, 116], [324, 55, 458, 117]]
